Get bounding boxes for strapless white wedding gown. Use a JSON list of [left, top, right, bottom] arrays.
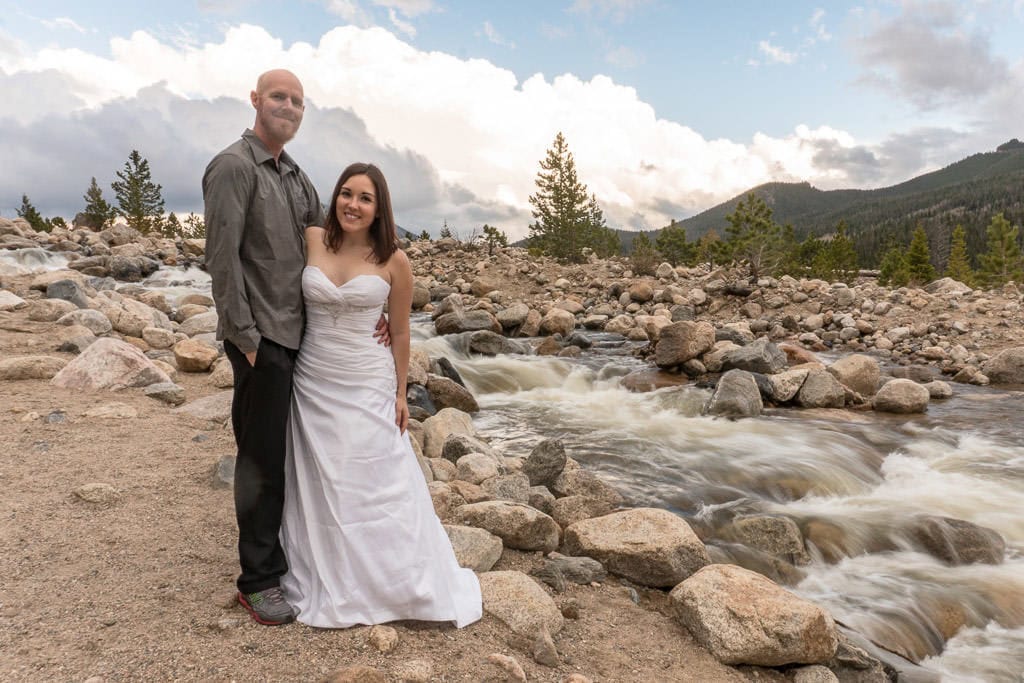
[[280, 266, 482, 628]]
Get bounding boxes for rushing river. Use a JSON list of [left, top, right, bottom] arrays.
[[5, 247, 1023, 682]]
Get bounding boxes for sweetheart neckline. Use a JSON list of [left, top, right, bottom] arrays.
[[305, 265, 390, 289]]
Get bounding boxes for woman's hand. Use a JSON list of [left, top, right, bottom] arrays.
[[395, 395, 409, 433]]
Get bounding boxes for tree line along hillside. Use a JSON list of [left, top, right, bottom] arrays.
[[667, 143, 1024, 271]]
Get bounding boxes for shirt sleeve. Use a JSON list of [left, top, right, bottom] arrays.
[[203, 153, 261, 353]]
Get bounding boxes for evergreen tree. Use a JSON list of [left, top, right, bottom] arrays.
[[629, 231, 658, 275], [812, 220, 858, 283], [17, 194, 48, 232], [977, 212, 1024, 286], [655, 220, 690, 266], [161, 212, 182, 238], [418, 230, 430, 241], [81, 177, 116, 230], [945, 224, 974, 286], [904, 224, 937, 285], [528, 132, 608, 263], [794, 233, 825, 277], [877, 245, 909, 287], [695, 229, 727, 269], [724, 193, 784, 277], [182, 213, 207, 240], [439, 220, 453, 239], [481, 224, 509, 255], [111, 150, 165, 233]]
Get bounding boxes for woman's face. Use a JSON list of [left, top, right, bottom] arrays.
[[336, 173, 377, 235]]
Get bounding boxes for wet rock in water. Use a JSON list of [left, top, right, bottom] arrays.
[[451, 501, 560, 552], [444, 524, 503, 572], [406, 384, 436, 420], [723, 515, 811, 566], [522, 439, 567, 487], [540, 308, 576, 337], [720, 338, 788, 374], [833, 625, 938, 683], [481, 473, 530, 503], [496, 302, 529, 330], [470, 330, 525, 355], [706, 542, 805, 587], [671, 564, 838, 666], [435, 308, 501, 335], [565, 331, 592, 349], [655, 320, 716, 368], [923, 380, 953, 399], [51, 337, 171, 390], [0, 355, 68, 380], [827, 354, 880, 396], [796, 369, 846, 409], [479, 570, 564, 636], [550, 466, 623, 506], [144, 382, 186, 406], [212, 454, 235, 489], [442, 433, 500, 464], [426, 375, 479, 413], [432, 356, 466, 386], [981, 346, 1024, 385], [907, 515, 1005, 565], [535, 335, 563, 355], [704, 369, 762, 418], [74, 483, 121, 505], [767, 368, 810, 403], [484, 653, 527, 683], [873, 378, 929, 413], [562, 508, 709, 588]]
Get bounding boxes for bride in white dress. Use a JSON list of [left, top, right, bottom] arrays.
[[280, 162, 482, 628]]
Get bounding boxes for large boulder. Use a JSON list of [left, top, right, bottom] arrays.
[[670, 564, 838, 666], [479, 571, 564, 636], [795, 370, 846, 409], [704, 369, 762, 418], [434, 309, 501, 335], [421, 407, 475, 459], [561, 508, 709, 587], [444, 524, 503, 572], [539, 308, 576, 337], [873, 379, 929, 414], [655, 321, 716, 368], [57, 309, 113, 335], [767, 368, 810, 403], [51, 338, 171, 390], [0, 356, 68, 380], [522, 439, 567, 487], [173, 338, 219, 372], [177, 311, 219, 337], [426, 376, 479, 413], [981, 347, 1024, 385], [720, 338, 788, 375], [907, 515, 1005, 565], [827, 354, 880, 396], [450, 501, 560, 552]]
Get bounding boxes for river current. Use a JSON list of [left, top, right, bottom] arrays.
[[4, 247, 1023, 682]]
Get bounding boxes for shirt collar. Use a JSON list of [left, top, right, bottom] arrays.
[[242, 128, 297, 173]]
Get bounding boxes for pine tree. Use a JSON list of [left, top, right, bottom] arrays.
[[724, 193, 784, 277], [630, 231, 658, 275], [878, 245, 909, 287], [418, 230, 430, 241], [161, 212, 182, 238], [111, 150, 165, 233], [17, 194, 48, 232], [814, 220, 858, 283], [182, 214, 206, 240], [81, 177, 115, 230], [977, 212, 1024, 287], [528, 132, 608, 263], [695, 229, 727, 269], [904, 224, 937, 286], [481, 224, 509, 255], [655, 220, 690, 266], [945, 224, 974, 286], [439, 220, 453, 239]]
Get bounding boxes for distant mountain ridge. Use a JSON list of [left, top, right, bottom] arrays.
[[659, 140, 1024, 265]]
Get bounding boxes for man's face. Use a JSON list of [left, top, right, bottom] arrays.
[[252, 72, 305, 147]]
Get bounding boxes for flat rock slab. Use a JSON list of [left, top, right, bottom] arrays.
[[479, 570, 564, 636], [172, 390, 233, 423]]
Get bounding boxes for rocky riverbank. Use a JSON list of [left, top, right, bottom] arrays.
[[3, 215, 1021, 681]]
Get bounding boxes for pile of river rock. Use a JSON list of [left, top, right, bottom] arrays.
[[5, 215, 1022, 681]]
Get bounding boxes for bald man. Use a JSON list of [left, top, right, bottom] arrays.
[[203, 69, 323, 625]]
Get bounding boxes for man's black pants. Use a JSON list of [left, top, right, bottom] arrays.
[[224, 337, 298, 594]]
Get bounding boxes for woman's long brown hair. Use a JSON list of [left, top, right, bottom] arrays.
[[322, 162, 397, 264]]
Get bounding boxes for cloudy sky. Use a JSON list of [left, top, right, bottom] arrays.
[[1, 0, 1022, 238]]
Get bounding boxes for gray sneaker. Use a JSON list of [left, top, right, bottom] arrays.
[[238, 587, 295, 625]]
